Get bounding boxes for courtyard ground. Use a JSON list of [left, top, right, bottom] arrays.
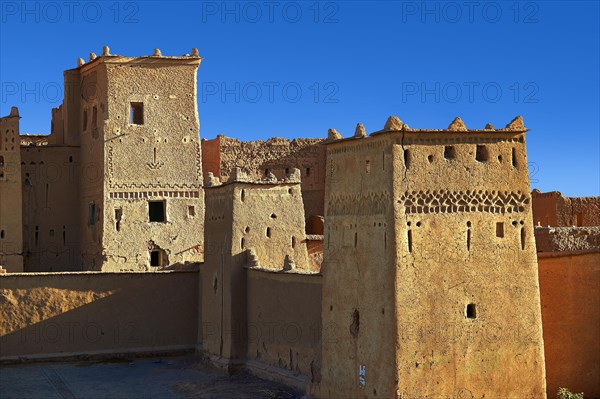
[[0, 355, 301, 399]]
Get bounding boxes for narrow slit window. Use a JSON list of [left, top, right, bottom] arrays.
[[305, 167, 311, 176], [520, 227, 526, 250], [407, 230, 412, 253], [88, 203, 96, 226], [266, 227, 272, 238], [148, 201, 166, 223], [512, 148, 518, 167], [404, 149, 410, 168], [115, 208, 123, 231], [130, 102, 144, 125]]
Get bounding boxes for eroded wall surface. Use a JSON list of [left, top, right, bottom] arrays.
[[538, 252, 600, 398], [0, 109, 23, 272], [201, 136, 326, 224], [0, 271, 199, 360], [532, 190, 600, 227]]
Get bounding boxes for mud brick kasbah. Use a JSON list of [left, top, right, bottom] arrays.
[[1, 48, 598, 399]]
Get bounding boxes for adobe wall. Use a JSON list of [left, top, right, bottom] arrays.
[[200, 178, 312, 367], [20, 146, 80, 272], [245, 269, 322, 389], [538, 251, 600, 398], [318, 117, 546, 398], [391, 128, 546, 398], [0, 271, 199, 361], [0, 108, 23, 272], [201, 136, 326, 226], [532, 190, 600, 227]]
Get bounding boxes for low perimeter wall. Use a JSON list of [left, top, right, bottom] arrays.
[[246, 269, 322, 389], [0, 271, 199, 361], [538, 252, 600, 399]]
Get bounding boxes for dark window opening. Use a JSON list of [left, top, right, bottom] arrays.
[[115, 208, 123, 231], [240, 237, 245, 250], [49, 229, 54, 237], [576, 212, 584, 226], [285, 167, 290, 175], [475, 145, 489, 162], [305, 167, 311, 176], [0, 230, 4, 239], [270, 213, 277, 219], [407, 230, 412, 253], [354, 231, 358, 248], [496, 222, 504, 238], [150, 250, 162, 267], [291, 236, 297, 249], [512, 148, 518, 167], [148, 201, 166, 223], [467, 229, 471, 251], [83, 109, 88, 130], [88, 203, 96, 226], [520, 227, 526, 250], [404, 149, 410, 168], [69, 156, 73, 163], [188, 205, 196, 217], [266, 227, 272, 238], [241, 189, 245, 202], [130, 102, 144, 125], [466, 303, 477, 319], [427, 155, 433, 163], [365, 160, 371, 173], [62, 226, 66, 245], [444, 146, 456, 160], [35, 226, 39, 246]]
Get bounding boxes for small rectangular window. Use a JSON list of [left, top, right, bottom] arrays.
[[466, 303, 477, 319], [305, 167, 311, 176], [444, 146, 456, 160], [476, 145, 488, 162], [188, 205, 196, 217], [148, 200, 166, 222], [150, 250, 162, 267], [496, 222, 504, 238], [130, 102, 144, 125]]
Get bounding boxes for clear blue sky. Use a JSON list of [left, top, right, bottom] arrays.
[[1, 1, 598, 196]]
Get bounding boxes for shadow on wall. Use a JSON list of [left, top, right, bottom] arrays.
[[0, 272, 199, 360]]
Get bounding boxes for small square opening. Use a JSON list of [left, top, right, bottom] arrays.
[[444, 146, 456, 160], [150, 250, 162, 267], [130, 102, 144, 125], [475, 145, 489, 162], [466, 303, 477, 319], [188, 205, 196, 217], [148, 201, 166, 223]]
